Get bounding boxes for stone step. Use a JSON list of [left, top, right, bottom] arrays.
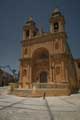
[[11, 88, 71, 97]]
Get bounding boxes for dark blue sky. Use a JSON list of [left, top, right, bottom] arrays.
[[0, 0, 80, 72]]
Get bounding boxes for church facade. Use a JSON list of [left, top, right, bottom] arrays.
[[19, 8, 79, 96]]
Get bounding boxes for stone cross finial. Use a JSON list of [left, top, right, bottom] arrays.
[[28, 16, 33, 21], [53, 8, 60, 13]]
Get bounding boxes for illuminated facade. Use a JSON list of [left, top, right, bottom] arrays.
[[19, 8, 79, 96]]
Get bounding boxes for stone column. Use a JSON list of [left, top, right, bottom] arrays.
[[49, 56, 52, 83], [26, 57, 32, 88], [50, 59, 55, 83], [28, 65, 32, 88]]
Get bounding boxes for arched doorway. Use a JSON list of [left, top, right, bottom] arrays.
[[32, 47, 49, 83], [40, 71, 48, 83]]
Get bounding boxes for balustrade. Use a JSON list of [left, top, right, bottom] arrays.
[[32, 82, 69, 89]]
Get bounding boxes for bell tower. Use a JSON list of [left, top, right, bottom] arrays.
[[19, 17, 38, 88], [23, 16, 38, 40], [50, 8, 65, 33], [49, 8, 78, 93]]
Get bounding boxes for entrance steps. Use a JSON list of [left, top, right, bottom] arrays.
[[11, 88, 71, 97]]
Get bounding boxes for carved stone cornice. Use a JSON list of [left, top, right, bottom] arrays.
[[50, 53, 71, 61], [21, 32, 67, 47]]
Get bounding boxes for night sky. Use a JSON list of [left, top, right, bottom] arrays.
[[0, 0, 80, 72]]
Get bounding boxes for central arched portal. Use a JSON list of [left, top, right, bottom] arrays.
[[32, 48, 49, 84], [40, 71, 48, 83]]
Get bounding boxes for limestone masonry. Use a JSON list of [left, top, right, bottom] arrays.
[[19, 8, 80, 96]]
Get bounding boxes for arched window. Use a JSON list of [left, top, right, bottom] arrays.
[[54, 22, 59, 32], [39, 53, 49, 59]]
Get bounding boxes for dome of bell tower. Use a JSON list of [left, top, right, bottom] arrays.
[[50, 8, 65, 33], [53, 8, 60, 13], [51, 8, 62, 17], [23, 16, 38, 39], [25, 16, 36, 26]]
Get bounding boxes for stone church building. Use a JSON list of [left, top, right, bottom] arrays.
[[19, 8, 80, 96]]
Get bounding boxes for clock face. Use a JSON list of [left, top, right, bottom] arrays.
[[54, 22, 59, 31]]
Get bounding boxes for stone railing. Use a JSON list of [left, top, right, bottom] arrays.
[[32, 83, 69, 89]]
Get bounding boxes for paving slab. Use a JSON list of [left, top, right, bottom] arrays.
[[0, 94, 80, 120], [47, 95, 80, 120], [0, 96, 50, 120]]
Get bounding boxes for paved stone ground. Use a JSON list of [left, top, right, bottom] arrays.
[[0, 94, 80, 120], [47, 94, 80, 120], [0, 95, 50, 120]]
